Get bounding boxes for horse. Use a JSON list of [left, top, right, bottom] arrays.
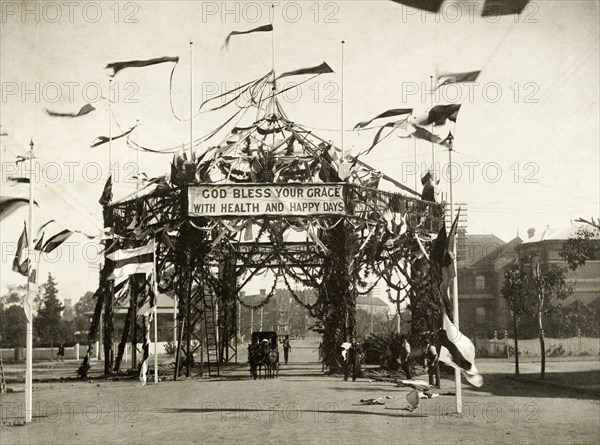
[[248, 342, 270, 379], [248, 343, 259, 379], [249, 343, 271, 379], [263, 345, 279, 378], [252, 341, 279, 379]]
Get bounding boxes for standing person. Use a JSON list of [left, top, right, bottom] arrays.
[[344, 337, 362, 382], [421, 171, 440, 203], [57, 342, 65, 362], [318, 341, 325, 372], [399, 336, 412, 380], [282, 335, 291, 365], [425, 335, 440, 388]]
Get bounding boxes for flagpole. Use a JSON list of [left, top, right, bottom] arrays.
[[271, 3, 275, 74], [270, 1, 277, 151], [152, 239, 159, 384], [429, 75, 435, 170], [25, 139, 34, 423], [413, 116, 418, 191], [448, 136, 462, 414], [104, 84, 114, 370], [189, 42, 194, 161], [107, 88, 115, 375], [270, 3, 276, 118], [136, 119, 140, 192], [109, 80, 113, 172], [341, 40, 345, 159]]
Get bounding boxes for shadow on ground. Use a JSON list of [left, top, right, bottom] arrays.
[[466, 371, 600, 400]]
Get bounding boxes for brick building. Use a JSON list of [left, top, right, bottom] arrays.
[[515, 223, 600, 305], [457, 233, 521, 337], [239, 288, 390, 338], [456, 221, 600, 338]]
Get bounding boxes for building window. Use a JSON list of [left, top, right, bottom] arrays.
[[475, 307, 486, 324], [475, 275, 486, 290]]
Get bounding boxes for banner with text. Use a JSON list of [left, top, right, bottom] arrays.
[[188, 184, 345, 217]]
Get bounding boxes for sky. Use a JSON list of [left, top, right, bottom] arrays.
[[1, 0, 599, 303]]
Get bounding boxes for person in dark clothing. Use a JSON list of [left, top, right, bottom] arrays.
[[421, 171, 439, 203], [399, 337, 412, 380], [57, 342, 65, 362], [344, 337, 362, 382], [282, 335, 291, 365], [425, 336, 440, 388]]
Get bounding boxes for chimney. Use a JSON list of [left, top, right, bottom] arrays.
[[527, 228, 535, 239], [259, 289, 266, 296], [239, 291, 245, 299]]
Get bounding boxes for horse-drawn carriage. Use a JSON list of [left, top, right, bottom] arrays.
[[248, 331, 279, 379]]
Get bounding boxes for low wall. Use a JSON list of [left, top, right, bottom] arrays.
[[1, 344, 88, 362], [1, 341, 171, 363]]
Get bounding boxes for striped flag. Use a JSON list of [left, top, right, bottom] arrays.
[[439, 313, 483, 387], [354, 108, 413, 130], [41, 229, 73, 253], [107, 242, 154, 286], [23, 285, 37, 323], [431, 210, 460, 303], [0, 196, 29, 221], [12, 223, 38, 322], [12, 223, 29, 276], [436, 70, 481, 88], [416, 104, 461, 126], [99, 175, 113, 206], [410, 125, 444, 145], [139, 315, 151, 385], [1, 177, 35, 221], [137, 288, 157, 318], [138, 286, 157, 385]]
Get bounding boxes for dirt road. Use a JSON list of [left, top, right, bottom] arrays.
[[1, 341, 599, 444]]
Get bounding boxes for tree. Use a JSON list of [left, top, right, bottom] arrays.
[[1, 285, 27, 347], [559, 225, 600, 271], [355, 308, 395, 338], [73, 291, 96, 334], [35, 273, 65, 349], [502, 264, 535, 375], [532, 263, 573, 379], [1, 305, 28, 347], [2, 284, 26, 306], [502, 261, 572, 380]]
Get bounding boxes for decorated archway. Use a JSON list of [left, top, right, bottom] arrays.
[[82, 77, 443, 379]]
